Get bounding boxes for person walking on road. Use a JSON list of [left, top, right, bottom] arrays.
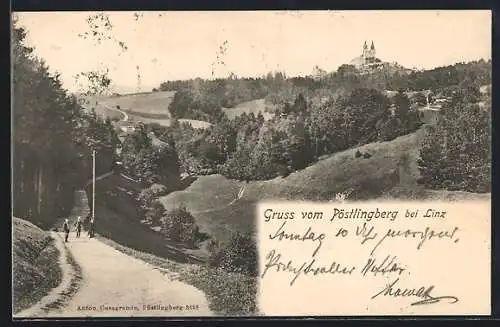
[[74, 216, 83, 238], [88, 218, 95, 238], [63, 219, 70, 243]]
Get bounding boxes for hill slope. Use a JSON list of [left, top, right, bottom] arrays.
[[12, 218, 62, 314], [89, 92, 212, 129], [160, 128, 490, 244], [99, 91, 175, 116]]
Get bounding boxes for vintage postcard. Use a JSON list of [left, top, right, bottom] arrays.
[[11, 10, 491, 318]]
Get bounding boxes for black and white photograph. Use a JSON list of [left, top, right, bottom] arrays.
[[11, 10, 491, 318]]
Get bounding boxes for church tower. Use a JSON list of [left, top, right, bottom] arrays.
[[368, 41, 376, 58], [350, 40, 380, 69], [362, 41, 368, 58]]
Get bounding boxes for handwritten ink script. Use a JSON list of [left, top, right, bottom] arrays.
[[257, 201, 490, 315]]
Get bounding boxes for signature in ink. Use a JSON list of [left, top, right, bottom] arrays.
[[371, 277, 459, 306]]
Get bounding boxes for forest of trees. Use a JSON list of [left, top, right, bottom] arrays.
[[417, 86, 491, 192], [163, 60, 491, 125], [152, 58, 492, 192], [12, 20, 119, 227], [151, 87, 422, 181]]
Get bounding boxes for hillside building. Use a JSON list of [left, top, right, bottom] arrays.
[[311, 65, 328, 81], [349, 41, 383, 70]]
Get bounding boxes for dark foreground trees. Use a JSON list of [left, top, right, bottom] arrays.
[[12, 19, 118, 226]]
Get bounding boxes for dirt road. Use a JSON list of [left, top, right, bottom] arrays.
[[45, 234, 213, 317]]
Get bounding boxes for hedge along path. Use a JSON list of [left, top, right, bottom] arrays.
[[15, 232, 82, 318], [42, 234, 213, 317]]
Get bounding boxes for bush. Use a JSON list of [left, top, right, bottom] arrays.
[[355, 150, 362, 158], [160, 206, 202, 247], [208, 232, 258, 277], [184, 266, 257, 315], [137, 183, 168, 208], [410, 92, 427, 107], [145, 200, 165, 226]]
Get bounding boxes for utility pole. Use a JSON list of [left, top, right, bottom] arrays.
[[92, 149, 96, 221]]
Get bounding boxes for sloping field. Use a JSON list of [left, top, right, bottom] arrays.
[[92, 92, 211, 129], [12, 218, 62, 314], [93, 103, 125, 121], [99, 91, 175, 116], [125, 114, 212, 129], [222, 99, 275, 121], [160, 176, 251, 243], [79, 95, 127, 122], [160, 128, 490, 244]]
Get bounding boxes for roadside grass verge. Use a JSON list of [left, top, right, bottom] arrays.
[[42, 238, 83, 313], [97, 235, 258, 316]]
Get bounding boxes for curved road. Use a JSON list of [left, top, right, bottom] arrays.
[[32, 189, 213, 318], [46, 233, 212, 317], [102, 103, 129, 122]]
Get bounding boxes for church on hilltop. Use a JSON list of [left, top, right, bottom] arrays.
[[349, 41, 383, 70], [310, 40, 411, 80]]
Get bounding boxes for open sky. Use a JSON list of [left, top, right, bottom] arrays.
[[14, 10, 491, 94]]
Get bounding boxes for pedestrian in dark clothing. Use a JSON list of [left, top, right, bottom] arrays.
[[74, 216, 83, 238], [63, 219, 70, 243], [83, 214, 90, 231], [88, 218, 95, 238]]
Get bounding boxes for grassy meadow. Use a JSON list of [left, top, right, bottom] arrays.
[[99, 91, 176, 116]]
